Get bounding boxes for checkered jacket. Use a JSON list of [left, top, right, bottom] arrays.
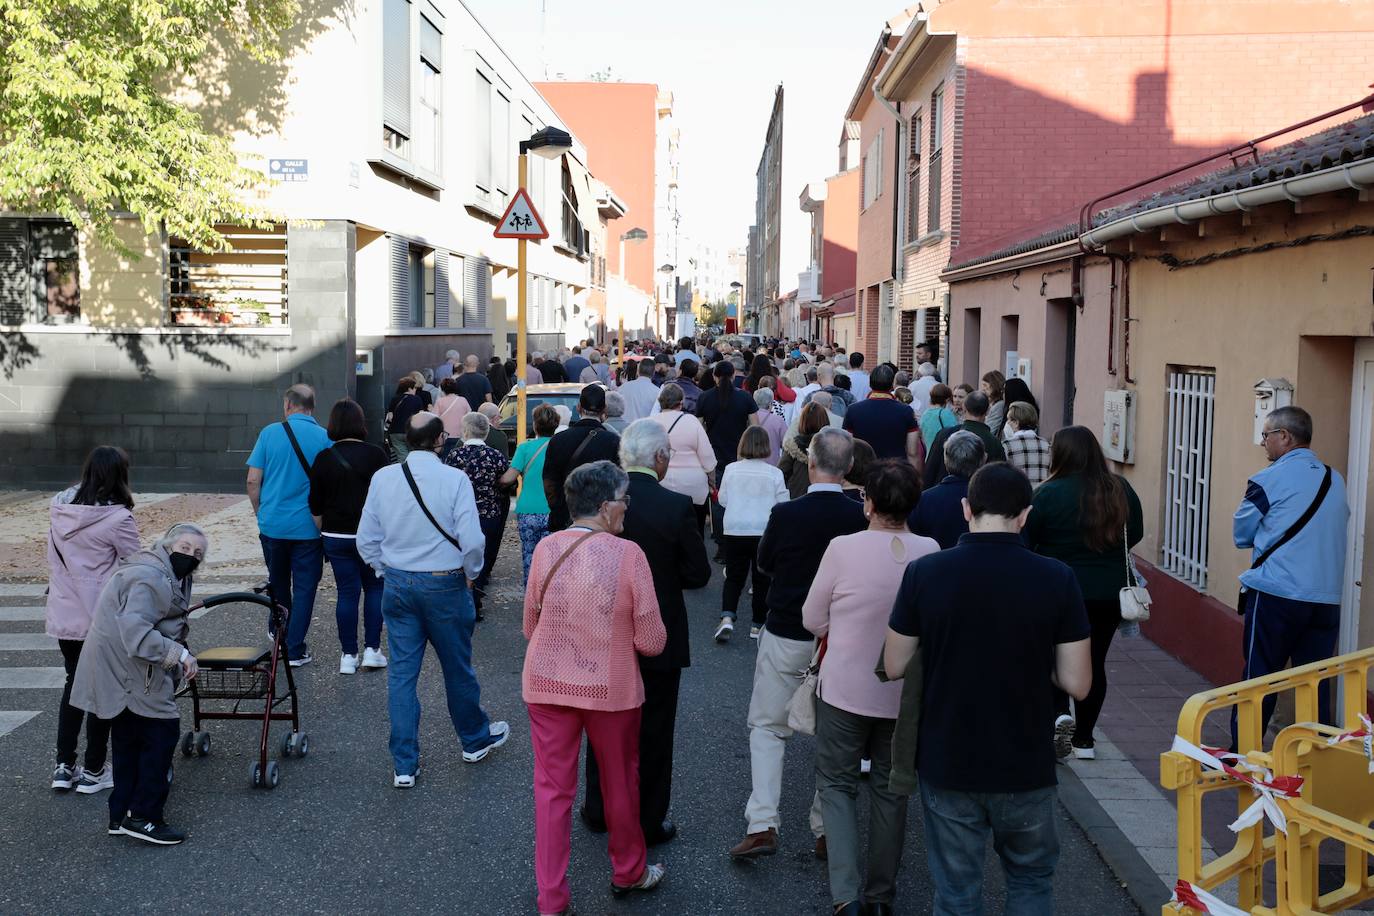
[[1003, 430, 1051, 485]]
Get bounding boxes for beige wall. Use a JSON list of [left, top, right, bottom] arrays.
[[80, 221, 164, 328], [1112, 216, 1373, 606]]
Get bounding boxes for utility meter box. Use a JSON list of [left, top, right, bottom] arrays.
[[355, 349, 374, 377], [1253, 377, 1294, 444], [1102, 389, 1136, 464]]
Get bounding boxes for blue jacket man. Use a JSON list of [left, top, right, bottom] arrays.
[[1232, 406, 1349, 742]]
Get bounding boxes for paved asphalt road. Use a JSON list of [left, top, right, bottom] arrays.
[[0, 523, 1139, 915]]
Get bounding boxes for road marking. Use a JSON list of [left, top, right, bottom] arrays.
[[0, 710, 39, 737], [0, 607, 45, 621], [0, 633, 58, 651], [0, 584, 47, 597], [0, 668, 66, 688], [0, 582, 263, 598]]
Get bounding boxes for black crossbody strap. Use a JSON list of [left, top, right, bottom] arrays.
[[567, 428, 602, 468], [400, 463, 464, 553], [281, 421, 312, 476], [667, 413, 686, 436], [1251, 465, 1332, 570]]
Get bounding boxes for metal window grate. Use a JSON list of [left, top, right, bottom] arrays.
[[168, 224, 287, 326], [1162, 368, 1216, 589]]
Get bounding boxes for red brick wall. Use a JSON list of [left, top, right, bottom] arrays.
[[949, 25, 1374, 261]]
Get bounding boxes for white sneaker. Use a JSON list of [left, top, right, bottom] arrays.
[[393, 768, 418, 789], [1053, 714, 1076, 760], [1072, 745, 1097, 760], [361, 647, 388, 670], [749, 626, 761, 640], [339, 654, 358, 675], [714, 617, 734, 643], [75, 763, 114, 795], [51, 763, 77, 791], [462, 721, 511, 763], [860, 758, 872, 776]]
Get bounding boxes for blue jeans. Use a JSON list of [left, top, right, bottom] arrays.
[[323, 536, 383, 656], [382, 567, 492, 776], [919, 782, 1059, 916], [259, 534, 323, 661]]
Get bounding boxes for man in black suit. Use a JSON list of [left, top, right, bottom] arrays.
[[542, 385, 621, 531], [582, 419, 712, 845], [729, 427, 868, 861]]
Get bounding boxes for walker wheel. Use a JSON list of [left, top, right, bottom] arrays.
[[287, 733, 309, 758], [265, 761, 280, 789], [280, 731, 293, 758], [180, 731, 195, 758], [251, 762, 262, 788], [195, 732, 211, 757]]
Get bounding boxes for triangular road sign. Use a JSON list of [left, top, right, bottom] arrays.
[[493, 188, 550, 239]]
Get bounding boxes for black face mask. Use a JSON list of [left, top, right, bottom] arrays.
[[169, 552, 200, 581]]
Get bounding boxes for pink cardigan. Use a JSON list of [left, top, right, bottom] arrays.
[[45, 490, 141, 640], [802, 529, 939, 719], [522, 530, 666, 711]]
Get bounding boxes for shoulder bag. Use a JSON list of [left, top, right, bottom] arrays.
[[786, 636, 828, 736], [532, 530, 598, 613], [1119, 526, 1152, 622], [281, 420, 312, 475], [519, 438, 552, 476], [1236, 464, 1331, 614], [566, 428, 603, 469]]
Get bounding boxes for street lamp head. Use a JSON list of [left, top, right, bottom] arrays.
[[619, 227, 648, 243], [730, 281, 743, 289], [521, 126, 573, 159], [659, 263, 675, 274]]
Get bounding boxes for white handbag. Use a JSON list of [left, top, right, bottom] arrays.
[[1119, 526, 1152, 622], [786, 639, 826, 736]]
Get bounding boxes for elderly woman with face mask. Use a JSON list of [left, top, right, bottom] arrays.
[[70, 523, 208, 846]]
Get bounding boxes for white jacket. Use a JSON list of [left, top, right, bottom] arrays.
[[718, 459, 789, 537]]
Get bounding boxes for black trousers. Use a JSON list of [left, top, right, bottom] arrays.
[[1053, 598, 1120, 746], [56, 639, 110, 770], [709, 466, 727, 547], [584, 667, 682, 834], [693, 501, 708, 537], [722, 535, 769, 625], [108, 709, 179, 824]]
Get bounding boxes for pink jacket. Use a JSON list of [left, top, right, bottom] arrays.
[[45, 488, 141, 640], [522, 530, 666, 711]]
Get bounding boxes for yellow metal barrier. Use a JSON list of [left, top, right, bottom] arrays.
[[1272, 722, 1374, 915], [1160, 647, 1374, 915]]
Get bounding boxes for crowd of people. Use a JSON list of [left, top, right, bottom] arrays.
[[39, 332, 1352, 916]]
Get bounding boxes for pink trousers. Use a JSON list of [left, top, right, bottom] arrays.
[[528, 703, 646, 913]]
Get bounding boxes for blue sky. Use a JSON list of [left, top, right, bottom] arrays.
[[462, 0, 909, 282]]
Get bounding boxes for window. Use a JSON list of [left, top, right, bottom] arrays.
[[928, 85, 944, 232], [0, 218, 81, 325], [473, 71, 493, 203], [906, 113, 922, 242], [414, 14, 441, 174], [381, 0, 411, 158], [559, 160, 585, 256], [1162, 368, 1217, 588], [493, 90, 511, 207], [168, 224, 289, 327], [388, 235, 452, 329], [861, 129, 883, 209]]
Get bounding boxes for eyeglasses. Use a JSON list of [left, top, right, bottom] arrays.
[[1260, 429, 1287, 440], [606, 495, 631, 508]]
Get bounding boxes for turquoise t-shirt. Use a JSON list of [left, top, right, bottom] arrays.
[[919, 406, 959, 451], [511, 436, 553, 515], [246, 414, 332, 540]]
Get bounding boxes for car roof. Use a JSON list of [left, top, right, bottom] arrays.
[[503, 383, 587, 396]]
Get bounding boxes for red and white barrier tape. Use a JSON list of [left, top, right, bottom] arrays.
[[1327, 713, 1374, 774], [1170, 735, 1303, 833], [1171, 880, 1247, 916]]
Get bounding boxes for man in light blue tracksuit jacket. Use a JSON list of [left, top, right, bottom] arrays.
[[1232, 406, 1349, 744]]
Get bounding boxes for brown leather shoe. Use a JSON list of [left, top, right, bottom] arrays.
[[815, 834, 828, 860], [729, 828, 778, 860]]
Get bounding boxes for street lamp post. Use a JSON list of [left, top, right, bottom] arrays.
[[516, 127, 572, 446], [729, 280, 743, 333], [658, 262, 675, 341], [616, 227, 647, 366]]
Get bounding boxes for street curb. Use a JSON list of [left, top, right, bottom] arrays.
[[1057, 762, 1172, 915]]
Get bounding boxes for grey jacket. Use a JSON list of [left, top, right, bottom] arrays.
[[70, 547, 191, 720]]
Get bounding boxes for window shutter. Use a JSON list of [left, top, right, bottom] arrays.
[[388, 235, 410, 327], [419, 14, 441, 70], [0, 219, 29, 325], [463, 255, 489, 328], [433, 250, 449, 327], [382, 0, 412, 138], [447, 254, 464, 327]]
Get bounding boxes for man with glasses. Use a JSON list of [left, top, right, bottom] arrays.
[[1233, 406, 1349, 743]]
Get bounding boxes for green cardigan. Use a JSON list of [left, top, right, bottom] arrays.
[[1024, 473, 1145, 601]]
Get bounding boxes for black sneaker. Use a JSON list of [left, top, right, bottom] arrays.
[[107, 818, 123, 836], [120, 816, 186, 845]]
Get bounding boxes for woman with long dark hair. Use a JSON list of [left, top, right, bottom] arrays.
[[981, 370, 1007, 437], [488, 359, 511, 404], [385, 377, 423, 461], [46, 446, 140, 794], [1025, 426, 1143, 760]]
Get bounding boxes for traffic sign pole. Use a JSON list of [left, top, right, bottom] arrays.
[[516, 152, 529, 448]]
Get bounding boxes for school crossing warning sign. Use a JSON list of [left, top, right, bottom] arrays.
[[493, 188, 549, 240]]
